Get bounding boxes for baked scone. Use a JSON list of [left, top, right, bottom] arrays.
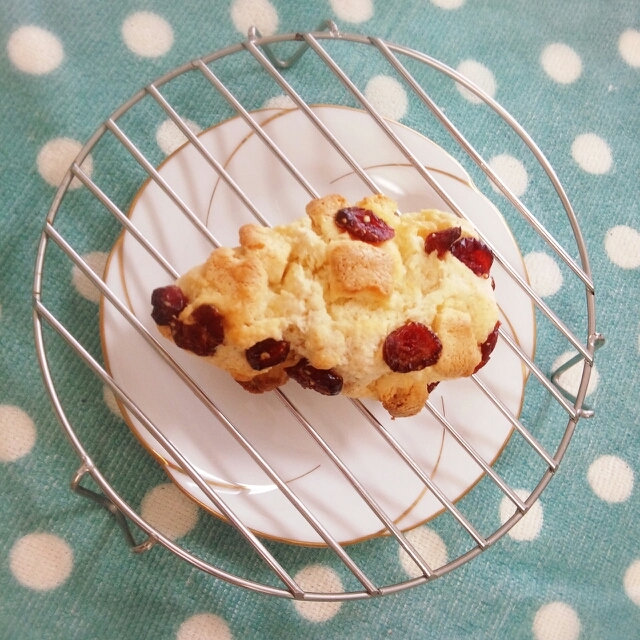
[[150, 194, 500, 418]]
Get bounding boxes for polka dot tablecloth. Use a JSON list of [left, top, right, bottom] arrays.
[[1, 0, 639, 638]]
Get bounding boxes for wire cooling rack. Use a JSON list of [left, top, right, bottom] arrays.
[[33, 23, 603, 600]]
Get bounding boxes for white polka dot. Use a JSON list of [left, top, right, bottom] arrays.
[[293, 565, 343, 622], [329, 0, 373, 23], [10, 533, 73, 591], [605, 225, 640, 269], [624, 559, 640, 607], [177, 613, 233, 640], [230, 0, 278, 37], [141, 483, 199, 540], [156, 118, 202, 156], [72, 251, 108, 304], [533, 602, 581, 640], [571, 133, 612, 174], [399, 526, 448, 578], [7, 26, 64, 75], [551, 351, 599, 398], [619, 29, 640, 67], [364, 75, 408, 121], [0, 405, 36, 462], [524, 252, 563, 297], [488, 154, 529, 197], [122, 12, 174, 58], [37, 138, 93, 190], [455, 60, 496, 104], [499, 489, 543, 541], [540, 43, 582, 84], [263, 94, 297, 110], [431, 0, 465, 9], [587, 455, 634, 503], [103, 386, 123, 417]]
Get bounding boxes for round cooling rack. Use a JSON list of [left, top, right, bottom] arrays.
[[33, 22, 603, 600]]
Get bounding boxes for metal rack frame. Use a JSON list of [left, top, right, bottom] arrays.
[[33, 23, 602, 601]]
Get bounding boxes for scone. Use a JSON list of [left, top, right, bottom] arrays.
[[150, 194, 500, 418]]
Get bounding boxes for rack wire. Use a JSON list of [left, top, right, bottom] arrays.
[[33, 23, 602, 600]]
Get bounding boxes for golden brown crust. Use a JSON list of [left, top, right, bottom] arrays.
[[235, 365, 289, 393], [306, 194, 350, 239], [432, 307, 482, 379], [329, 241, 394, 298], [375, 372, 430, 419]]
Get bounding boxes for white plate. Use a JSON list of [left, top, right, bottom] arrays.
[[102, 106, 534, 545]]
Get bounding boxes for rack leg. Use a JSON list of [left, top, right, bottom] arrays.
[[550, 333, 605, 418], [70, 465, 156, 554], [247, 20, 340, 69]]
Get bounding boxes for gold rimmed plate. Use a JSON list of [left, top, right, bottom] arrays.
[[101, 106, 534, 545]]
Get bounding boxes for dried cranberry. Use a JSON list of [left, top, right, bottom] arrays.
[[427, 381, 440, 394], [474, 321, 500, 373], [450, 237, 493, 277], [285, 358, 343, 396], [424, 226, 461, 257], [383, 322, 442, 373], [151, 285, 187, 325], [171, 304, 224, 356], [245, 338, 290, 370], [335, 207, 395, 244]]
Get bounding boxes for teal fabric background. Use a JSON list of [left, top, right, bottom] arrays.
[[1, 0, 639, 638]]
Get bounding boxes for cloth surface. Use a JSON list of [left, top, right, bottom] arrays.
[[1, 0, 639, 638]]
